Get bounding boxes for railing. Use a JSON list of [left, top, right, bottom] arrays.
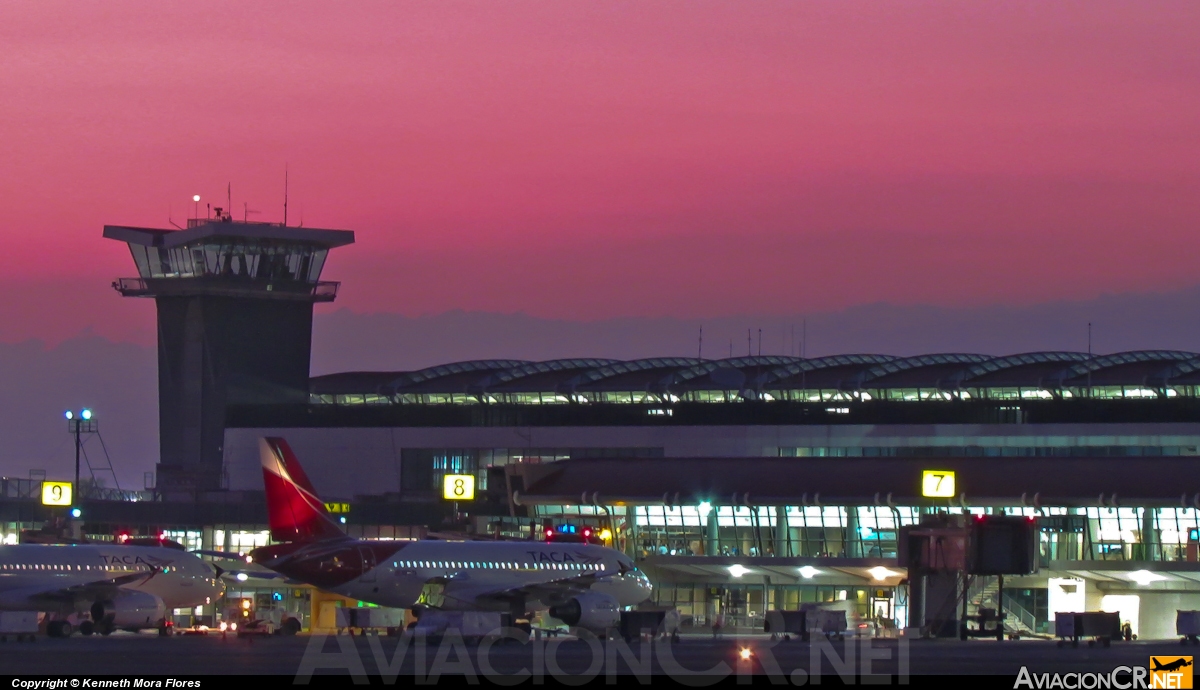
[[112, 277, 339, 300], [82, 487, 154, 502], [1001, 593, 1038, 634]]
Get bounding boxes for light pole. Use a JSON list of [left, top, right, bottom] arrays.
[[64, 409, 96, 508]]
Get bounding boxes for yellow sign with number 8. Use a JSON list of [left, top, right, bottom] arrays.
[[443, 474, 476, 501], [921, 470, 956, 498]]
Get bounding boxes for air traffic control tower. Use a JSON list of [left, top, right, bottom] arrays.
[[104, 215, 354, 498]]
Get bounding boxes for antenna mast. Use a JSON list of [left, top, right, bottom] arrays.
[[283, 165, 289, 227]]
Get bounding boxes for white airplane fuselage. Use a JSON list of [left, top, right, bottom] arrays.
[[0, 544, 224, 614], [252, 539, 651, 612]]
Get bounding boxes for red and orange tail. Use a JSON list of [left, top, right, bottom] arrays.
[[259, 437, 346, 543]]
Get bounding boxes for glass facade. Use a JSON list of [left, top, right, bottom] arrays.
[[400, 447, 664, 496], [306, 351, 1200, 406], [128, 239, 328, 284], [782, 445, 1200, 458], [528, 504, 1200, 564]]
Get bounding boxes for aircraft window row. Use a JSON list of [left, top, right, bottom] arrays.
[[0, 563, 169, 572], [390, 560, 602, 572]]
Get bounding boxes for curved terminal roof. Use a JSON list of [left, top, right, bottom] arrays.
[[310, 350, 1200, 401]]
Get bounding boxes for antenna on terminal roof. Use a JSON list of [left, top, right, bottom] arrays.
[[283, 165, 289, 227]]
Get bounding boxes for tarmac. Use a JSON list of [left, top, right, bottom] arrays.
[[0, 631, 1195, 681]]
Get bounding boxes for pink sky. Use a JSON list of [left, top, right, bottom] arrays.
[[1, 1, 1197, 345]]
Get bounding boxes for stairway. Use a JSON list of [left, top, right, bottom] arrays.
[[966, 576, 1040, 638]]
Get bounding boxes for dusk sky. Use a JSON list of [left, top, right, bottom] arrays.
[[1, 1, 1198, 346]]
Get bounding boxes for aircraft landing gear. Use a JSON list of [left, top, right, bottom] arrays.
[[47, 621, 74, 638], [79, 620, 95, 636]]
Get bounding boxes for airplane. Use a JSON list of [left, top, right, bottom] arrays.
[[250, 437, 653, 633], [0, 542, 225, 637], [1152, 658, 1193, 672]]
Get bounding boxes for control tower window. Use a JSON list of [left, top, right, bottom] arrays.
[[124, 240, 329, 284]]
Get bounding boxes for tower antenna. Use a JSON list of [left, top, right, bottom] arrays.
[[283, 165, 289, 227], [698, 326, 703, 360]]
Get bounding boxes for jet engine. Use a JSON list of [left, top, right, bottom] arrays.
[[91, 591, 166, 629], [548, 592, 620, 632]]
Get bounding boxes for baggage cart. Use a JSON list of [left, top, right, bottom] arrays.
[[0, 612, 38, 642], [1055, 612, 1119, 648], [620, 610, 666, 642], [802, 605, 848, 641], [408, 611, 508, 643], [764, 610, 806, 641], [1177, 611, 1200, 646]]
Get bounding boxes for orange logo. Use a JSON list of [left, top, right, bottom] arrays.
[[1151, 657, 1193, 689]]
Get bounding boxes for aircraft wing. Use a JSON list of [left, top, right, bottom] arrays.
[[439, 572, 605, 610], [0, 572, 154, 611]]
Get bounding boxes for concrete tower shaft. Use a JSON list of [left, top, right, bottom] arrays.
[[104, 218, 354, 499]]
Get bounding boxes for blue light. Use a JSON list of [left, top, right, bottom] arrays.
[[64, 411, 73, 420], [81, 409, 92, 420], [339, 516, 346, 524], [272, 592, 283, 601], [70, 508, 81, 519]]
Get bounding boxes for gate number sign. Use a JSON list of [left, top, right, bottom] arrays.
[[921, 470, 956, 498], [42, 481, 72, 506], [443, 474, 476, 501]]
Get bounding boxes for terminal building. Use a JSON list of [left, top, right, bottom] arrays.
[[4, 216, 1200, 639]]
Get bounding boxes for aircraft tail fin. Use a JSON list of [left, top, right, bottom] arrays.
[[259, 437, 346, 543]]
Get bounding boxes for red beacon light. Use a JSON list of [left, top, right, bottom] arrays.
[[583, 527, 592, 538]]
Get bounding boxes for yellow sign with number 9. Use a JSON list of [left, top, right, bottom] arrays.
[[443, 474, 475, 501], [921, 470, 956, 498], [42, 481, 72, 506]]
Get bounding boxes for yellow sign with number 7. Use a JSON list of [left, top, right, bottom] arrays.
[[921, 470, 956, 498], [442, 474, 476, 501]]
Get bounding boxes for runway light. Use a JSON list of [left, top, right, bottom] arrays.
[[739, 648, 753, 661], [1129, 570, 1165, 586], [799, 566, 819, 579], [869, 567, 898, 581], [728, 564, 750, 578], [236, 573, 248, 582], [81, 409, 92, 420]]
